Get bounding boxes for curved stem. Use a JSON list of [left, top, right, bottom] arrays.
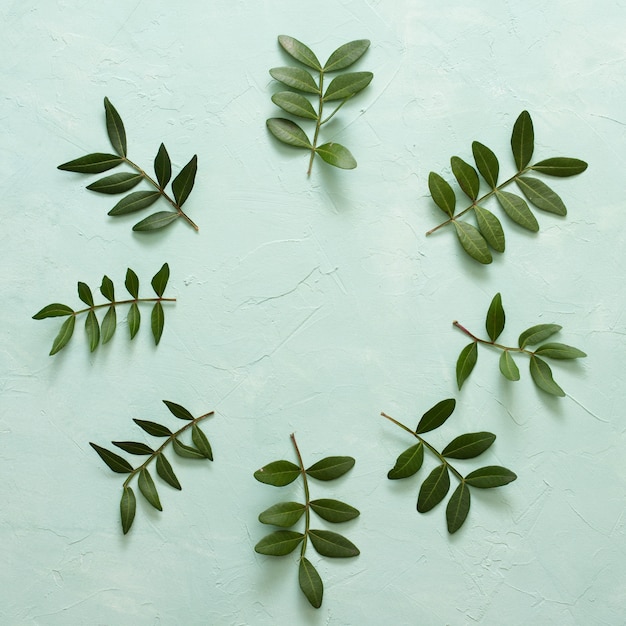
[[307, 71, 325, 177], [453, 320, 532, 355], [72, 297, 176, 317], [290, 433, 310, 558]]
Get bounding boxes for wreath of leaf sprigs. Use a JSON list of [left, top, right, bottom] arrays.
[[454, 293, 587, 397], [33, 263, 174, 355], [58, 97, 199, 232], [382, 399, 517, 534], [425, 110, 588, 264], [90, 400, 214, 534], [267, 35, 373, 175], [254, 433, 360, 609]]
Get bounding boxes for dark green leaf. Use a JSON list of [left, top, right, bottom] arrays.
[[453, 221, 492, 264], [258, 502, 306, 527], [108, 190, 161, 216], [125, 268, 139, 298], [271, 92, 317, 119], [86, 172, 142, 194], [531, 157, 588, 177], [485, 293, 505, 342], [511, 110, 534, 170], [308, 529, 359, 558], [172, 438, 206, 459], [446, 481, 470, 534], [90, 442, 133, 473], [277, 35, 321, 71], [151, 301, 164, 344], [499, 351, 520, 381], [387, 442, 424, 479], [416, 398, 456, 434], [442, 432, 496, 459], [324, 39, 370, 72], [451, 156, 479, 201], [156, 453, 181, 490], [151, 263, 170, 297], [534, 342, 586, 359], [133, 419, 172, 438], [112, 441, 154, 455], [101, 306, 116, 345], [100, 275, 115, 301], [85, 310, 100, 352], [138, 469, 162, 511], [428, 172, 456, 217], [496, 189, 539, 231], [306, 456, 355, 481], [255, 530, 305, 556], [323, 71, 373, 101], [163, 400, 194, 421], [127, 302, 140, 339], [518, 324, 561, 348], [456, 342, 478, 389], [192, 424, 213, 460], [104, 97, 127, 157], [417, 464, 450, 513], [120, 486, 136, 534], [269, 66, 319, 94], [49, 315, 76, 355], [78, 282, 94, 306], [154, 143, 171, 188], [310, 499, 360, 523], [316, 143, 357, 169], [474, 206, 505, 252], [472, 141, 499, 187], [516, 176, 567, 215], [299, 557, 323, 609], [171, 155, 197, 208], [266, 118, 312, 149], [133, 211, 179, 231], [529, 355, 565, 396], [58, 152, 123, 174], [33, 303, 74, 319], [465, 466, 517, 488], [254, 460, 300, 486]]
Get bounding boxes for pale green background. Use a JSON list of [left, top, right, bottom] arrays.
[[1, 0, 625, 624]]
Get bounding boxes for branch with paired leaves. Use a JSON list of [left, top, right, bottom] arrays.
[[267, 35, 373, 175], [90, 400, 214, 534], [382, 399, 516, 533], [33, 263, 174, 355], [426, 110, 588, 264], [455, 293, 587, 397], [58, 97, 199, 232], [254, 434, 359, 609]]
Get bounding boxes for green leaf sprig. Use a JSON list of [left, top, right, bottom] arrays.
[[267, 35, 373, 175], [382, 399, 516, 533], [33, 263, 174, 355], [90, 400, 214, 534], [425, 111, 588, 263], [254, 433, 359, 609], [455, 293, 587, 396], [58, 98, 199, 232]]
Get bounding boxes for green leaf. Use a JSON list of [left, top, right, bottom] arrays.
[[531, 157, 588, 177], [495, 190, 539, 232], [485, 293, 505, 342], [446, 481, 471, 534], [308, 529, 359, 558], [306, 456, 355, 481], [112, 441, 154, 455], [120, 486, 136, 535], [324, 39, 370, 72], [100, 275, 115, 301], [450, 156, 479, 201], [456, 342, 478, 389], [518, 324, 561, 348], [255, 530, 305, 556], [86, 172, 142, 194], [138, 469, 162, 511], [108, 190, 161, 216], [151, 302, 164, 344], [310, 499, 360, 523], [269, 67, 319, 94], [417, 464, 450, 513], [156, 453, 181, 490], [151, 262, 170, 297], [511, 110, 534, 170], [387, 442, 424, 479], [133, 211, 179, 231], [192, 424, 213, 460], [266, 118, 312, 149], [154, 143, 171, 188], [78, 282, 94, 306], [316, 143, 357, 169], [163, 400, 194, 421], [58, 153, 123, 174], [516, 176, 567, 216], [90, 442, 133, 473], [472, 141, 499, 188], [101, 306, 116, 345], [172, 438, 206, 459], [258, 501, 306, 527], [33, 303, 74, 319], [125, 268, 139, 298], [428, 172, 456, 218], [85, 310, 100, 352], [323, 71, 373, 101], [442, 432, 496, 459], [299, 557, 323, 609], [277, 35, 321, 71], [416, 398, 456, 434], [534, 342, 587, 360], [127, 302, 140, 339], [465, 466, 517, 488], [104, 97, 127, 157], [474, 206, 505, 253], [171, 155, 197, 208], [499, 351, 520, 381], [49, 315, 76, 355], [254, 460, 300, 486], [134, 419, 172, 438], [271, 92, 317, 119], [453, 221, 492, 264], [529, 355, 565, 396]]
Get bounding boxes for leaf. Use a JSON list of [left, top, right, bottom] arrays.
[[101, 306, 116, 345], [417, 464, 450, 513], [529, 355, 565, 396], [531, 157, 588, 177], [387, 442, 424, 479], [269, 67, 319, 94], [49, 315, 76, 355], [89, 442, 133, 473], [112, 441, 154, 455], [453, 221, 492, 264], [442, 432, 496, 459], [277, 35, 321, 71], [154, 143, 172, 188], [499, 351, 520, 381], [58, 153, 123, 174], [450, 156, 479, 201], [474, 206, 505, 252], [271, 92, 317, 119], [316, 143, 356, 169], [78, 282, 94, 306], [120, 486, 136, 535], [100, 275, 115, 301], [308, 529, 359, 558], [85, 310, 100, 352], [172, 438, 206, 459], [127, 302, 140, 339], [324, 39, 370, 72], [258, 502, 306, 527], [108, 190, 161, 216], [86, 172, 143, 194], [133, 211, 179, 231], [323, 71, 373, 101], [266, 118, 312, 149], [33, 303, 74, 319], [511, 110, 534, 170], [516, 176, 567, 216], [518, 324, 561, 348], [125, 268, 139, 298], [428, 172, 456, 217], [104, 97, 127, 157], [192, 424, 213, 460], [171, 155, 197, 208], [151, 302, 164, 344], [446, 481, 470, 534], [138, 469, 162, 511], [163, 400, 194, 421], [255, 530, 305, 556], [306, 456, 355, 481], [416, 398, 456, 434], [299, 557, 323, 609], [254, 460, 301, 486], [456, 342, 478, 390], [485, 293, 505, 342], [156, 453, 181, 490], [534, 342, 587, 359], [472, 141, 499, 188], [310, 499, 360, 523], [151, 262, 170, 297], [495, 190, 539, 232], [134, 419, 172, 438], [465, 466, 517, 488]]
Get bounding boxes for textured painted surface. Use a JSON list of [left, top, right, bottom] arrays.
[[1, 0, 625, 624]]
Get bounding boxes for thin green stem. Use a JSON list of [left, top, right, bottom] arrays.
[[307, 71, 325, 177], [453, 320, 533, 355], [320, 98, 349, 125], [72, 297, 176, 317], [290, 433, 310, 558]]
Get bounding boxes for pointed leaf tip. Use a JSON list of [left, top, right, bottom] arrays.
[[171, 155, 197, 208], [416, 399, 456, 434], [299, 557, 323, 608], [316, 143, 357, 169], [511, 110, 534, 170], [456, 342, 478, 389], [305, 456, 355, 481], [485, 293, 505, 342], [103, 97, 127, 157]]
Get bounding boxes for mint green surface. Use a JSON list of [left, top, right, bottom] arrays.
[[1, 1, 625, 624]]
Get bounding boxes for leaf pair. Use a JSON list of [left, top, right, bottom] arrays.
[[33, 264, 174, 355], [267, 36, 373, 174]]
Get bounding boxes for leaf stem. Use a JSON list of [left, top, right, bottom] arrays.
[[320, 98, 350, 125], [72, 297, 176, 317], [290, 432, 310, 558], [307, 71, 325, 177], [453, 320, 531, 355]]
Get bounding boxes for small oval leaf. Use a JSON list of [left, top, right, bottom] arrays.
[[258, 501, 306, 527], [442, 432, 496, 459], [100, 275, 115, 301], [456, 342, 478, 390], [277, 35, 321, 70], [163, 400, 194, 421], [125, 268, 139, 298], [417, 464, 450, 513], [255, 530, 305, 556], [151, 263, 170, 297], [266, 118, 312, 149], [58, 153, 123, 174], [271, 92, 317, 119], [133, 419, 172, 438], [485, 293, 505, 342], [85, 310, 100, 352], [172, 438, 206, 459], [108, 190, 161, 216], [516, 176, 567, 215], [154, 143, 172, 188], [387, 442, 424, 479], [133, 211, 179, 232], [101, 306, 116, 345], [112, 441, 154, 455], [151, 301, 165, 345], [310, 499, 360, 523], [474, 206, 505, 253], [428, 172, 456, 217], [315, 143, 357, 169], [49, 315, 76, 355], [171, 155, 197, 208], [529, 355, 565, 396], [511, 110, 534, 170], [499, 351, 521, 381], [156, 453, 182, 490], [90, 442, 133, 474], [496, 190, 539, 232], [533, 342, 586, 360], [451, 156, 479, 201], [306, 456, 355, 481], [472, 141, 499, 187], [299, 557, 323, 609], [323, 71, 373, 101], [86, 172, 142, 194], [308, 529, 359, 558], [269, 66, 319, 94], [104, 97, 127, 157], [416, 399, 456, 434], [120, 486, 136, 535], [446, 481, 470, 534], [33, 303, 74, 319], [324, 39, 370, 72], [127, 302, 140, 339], [254, 460, 301, 486], [453, 221, 492, 264], [138, 468, 162, 511], [465, 466, 517, 488], [518, 324, 562, 348], [191, 424, 213, 460], [78, 282, 94, 306], [531, 157, 588, 177]]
